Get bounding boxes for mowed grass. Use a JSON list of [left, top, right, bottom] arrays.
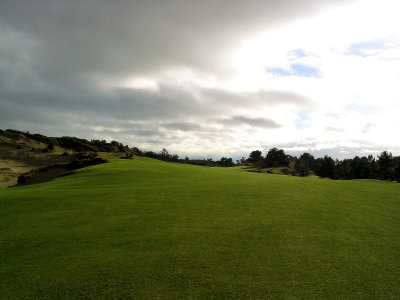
[[0, 158, 399, 299]]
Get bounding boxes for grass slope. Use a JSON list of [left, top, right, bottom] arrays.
[[0, 158, 399, 299]]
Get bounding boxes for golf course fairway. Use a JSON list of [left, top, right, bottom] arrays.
[[1, 157, 399, 299]]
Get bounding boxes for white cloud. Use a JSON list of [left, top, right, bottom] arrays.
[[210, 0, 400, 157]]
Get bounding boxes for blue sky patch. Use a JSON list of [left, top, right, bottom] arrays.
[[268, 67, 291, 76], [288, 49, 307, 60], [268, 63, 322, 78], [267, 48, 322, 78], [291, 63, 322, 77], [295, 111, 310, 129], [344, 39, 393, 57]]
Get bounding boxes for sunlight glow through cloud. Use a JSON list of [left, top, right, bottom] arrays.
[[219, 0, 400, 158]]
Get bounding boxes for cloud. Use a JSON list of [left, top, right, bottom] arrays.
[[1, 0, 399, 159], [325, 126, 344, 133], [0, 0, 348, 84], [0, 75, 312, 125], [217, 116, 281, 129], [345, 104, 381, 115], [361, 123, 374, 133], [0, 75, 309, 154], [163, 122, 203, 132]]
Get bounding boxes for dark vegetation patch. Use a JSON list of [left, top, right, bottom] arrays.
[[15, 158, 106, 186]]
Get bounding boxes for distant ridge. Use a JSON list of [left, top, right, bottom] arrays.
[[0, 129, 133, 187], [0, 129, 132, 153]]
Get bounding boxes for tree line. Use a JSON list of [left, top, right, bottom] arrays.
[[248, 148, 400, 182], [133, 146, 400, 182], [132, 147, 235, 167]]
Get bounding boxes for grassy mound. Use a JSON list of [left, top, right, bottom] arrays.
[[0, 158, 399, 298]]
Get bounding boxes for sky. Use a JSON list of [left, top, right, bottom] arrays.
[[1, 0, 400, 160]]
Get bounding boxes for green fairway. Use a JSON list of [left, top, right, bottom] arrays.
[[0, 157, 399, 299]]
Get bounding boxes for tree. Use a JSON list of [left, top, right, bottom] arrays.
[[353, 156, 373, 179], [295, 160, 309, 176], [295, 152, 315, 176], [219, 157, 234, 167], [299, 153, 314, 167], [248, 150, 263, 163], [315, 155, 336, 179], [377, 151, 394, 180], [336, 159, 352, 179], [395, 163, 400, 183], [264, 148, 289, 167], [131, 147, 142, 155], [159, 148, 170, 161], [46, 143, 54, 151], [144, 151, 158, 159]]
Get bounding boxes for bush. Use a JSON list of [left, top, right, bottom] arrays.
[[121, 153, 133, 159]]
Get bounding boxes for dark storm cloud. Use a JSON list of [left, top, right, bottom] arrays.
[[0, 79, 312, 126], [0, 0, 351, 83], [100, 128, 168, 139], [0, 0, 353, 153]]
